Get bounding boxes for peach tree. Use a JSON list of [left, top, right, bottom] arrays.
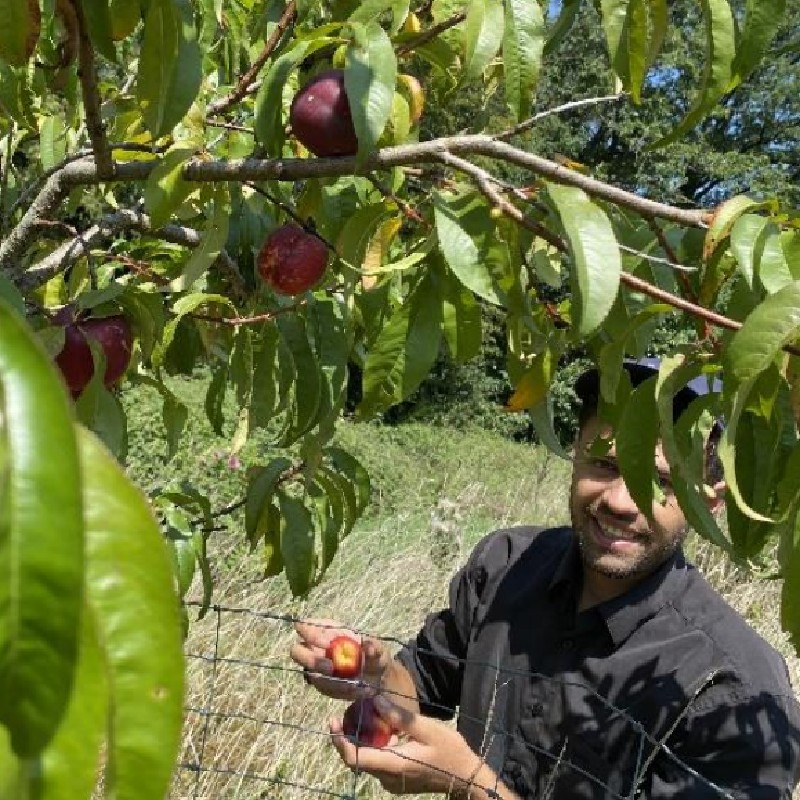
[[0, 0, 796, 796]]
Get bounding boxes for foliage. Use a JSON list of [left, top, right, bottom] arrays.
[[2, 0, 800, 794]]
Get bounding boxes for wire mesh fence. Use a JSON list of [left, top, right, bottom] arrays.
[[173, 602, 742, 800]]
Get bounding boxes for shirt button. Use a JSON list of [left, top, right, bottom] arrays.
[[560, 638, 575, 651], [527, 700, 543, 714]]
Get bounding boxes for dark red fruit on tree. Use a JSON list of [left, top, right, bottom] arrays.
[[54, 312, 133, 398], [326, 635, 363, 680], [342, 697, 393, 748], [256, 224, 329, 296], [289, 69, 358, 157]]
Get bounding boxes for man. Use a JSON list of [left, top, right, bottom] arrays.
[[292, 359, 800, 799]]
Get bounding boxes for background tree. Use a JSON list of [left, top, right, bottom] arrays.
[[0, 0, 798, 797]]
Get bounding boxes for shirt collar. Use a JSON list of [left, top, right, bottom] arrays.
[[597, 548, 688, 645], [547, 531, 690, 646]]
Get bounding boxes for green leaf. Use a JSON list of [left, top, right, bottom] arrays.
[[143, 147, 195, 229], [81, 0, 117, 61], [730, 213, 769, 289], [79, 427, 184, 800], [336, 202, 394, 269], [137, 0, 202, 139], [349, 0, 409, 33], [29, 607, 108, 800], [345, 21, 397, 164], [0, 0, 39, 66], [434, 191, 512, 305], [359, 271, 443, 418], [650, 0, 735, 147], [462, 0, 504, 83], [615, 376, 661, 519], [170, 185, 231, 292], [38, 115, 67, 172], [600, 0, 648, 103], [204, 363, 229, 436], [729, 0, 786, 89], [110, 0, 141, 40], [502, 0, 545, 121], [543, 0, 579, 55], [245, 457, 292, 546], [721, 282, 800, 522], [759, 225, 794, 294], [780, 513, 800, 652], [277, 490, 316, 597], [327, 447, 371, 516], [546, 183, 621, 336], [704, 195, 769, 262], [254, 41, 309, 156], [276, 314, 322, 445], [0, 276, 24, 318], [251, 323, 280, 429], [654, 356, 731, 550], [441, 265, 482, 364], [0, 300, 83, 758], [260, 502, 284, 577]]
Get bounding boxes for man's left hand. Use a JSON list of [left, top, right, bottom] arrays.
[[330, 695, 515, 798]]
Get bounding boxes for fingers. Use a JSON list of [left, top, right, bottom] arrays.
[[373, 695, 439, 745], [293, 618, 358, 648]]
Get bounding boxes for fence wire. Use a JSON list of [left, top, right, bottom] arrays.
[[173, 602, 735, 800]]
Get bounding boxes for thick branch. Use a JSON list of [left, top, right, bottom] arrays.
[[70, 0, 113, 178], [207, 0, 297, 116]]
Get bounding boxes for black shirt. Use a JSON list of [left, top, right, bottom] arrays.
[[395, 526, 800, 799]]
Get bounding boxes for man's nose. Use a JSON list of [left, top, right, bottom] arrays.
[[601, 475, 640, 517]]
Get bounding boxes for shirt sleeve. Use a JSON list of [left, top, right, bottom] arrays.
[[394, 531, 500, 721], [645, 685, 800, 799]]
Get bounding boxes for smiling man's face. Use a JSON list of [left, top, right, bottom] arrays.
[[569, 415, 690, 598]]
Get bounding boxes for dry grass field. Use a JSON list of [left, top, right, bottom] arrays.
[[165, 425, 800, 800]]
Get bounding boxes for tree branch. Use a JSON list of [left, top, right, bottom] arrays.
[[396, 11, 467, 56], [496, 93, 628, 141], [207, 0, 297, 116], [19, 209, 246, 299], [69, 0, 114, 178]]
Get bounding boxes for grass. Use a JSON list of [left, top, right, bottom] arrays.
[[119, 378, 799, 799]]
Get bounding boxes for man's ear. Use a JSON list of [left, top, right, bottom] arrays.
[[703, 480, 726, 514]]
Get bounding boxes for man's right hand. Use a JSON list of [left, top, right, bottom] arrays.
[[290, 618, 392, 701]]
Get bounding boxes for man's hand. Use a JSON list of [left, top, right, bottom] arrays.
[[290, 618, 391, 701], [330, 695, 518, 800]]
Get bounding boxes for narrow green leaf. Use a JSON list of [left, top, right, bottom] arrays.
[[31, 607, 107, 800], [600, 0, 648, 102], [277, 491, 316, 597], [110, 0, 141, 40], [79, 427, 184, 800], [462, 0, 504, 83], [254, 42, 309, 155], [615, 376, 661, 519], [245, 457, 292, 544], [730, 213, 769, 289], [137, 0, 202, 139], [546, 183, 621, 336], [204, 363, 229, 436], [80, 0, 117, 61], [345, 21, 397, 163], [349, 0, 409, 33], [441, 265, 482, 364], [543, 0, 579, 55], [251, 323, 280, 429], [502, 0, 545, 121], [704, 195, 768, 261], [38, 115, 66, 172], [0, 301, 83, 758], [327, 447, 371, 516], [359, 272, 443, 418], [655, 356, 731, 549], [780, 513, 800, 652], [759, 225, 794, 294], [721, 282, 800, 522], [729, 0, 786, 89], [191, 530, 212, 619], [170, 185, 231, 292], [650, 0, 735, 147], [144, 147, 195, 229], [336, 202, 393, 269], [0, 0, 40, 66], [0, 276, 25, 318]]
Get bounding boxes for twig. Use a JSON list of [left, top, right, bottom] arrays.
[[647, 217, 697, 301], [368, 176, 431, 228], [396, 10, 467, 56], [190, 302, 305, 327], [69, 0, 114, 178], [207, 0, 297, 116], [618, 244, 697, 272], [0, 119, 15, 237], [497, 93, 628, 140], [206, 120, 255, 135]]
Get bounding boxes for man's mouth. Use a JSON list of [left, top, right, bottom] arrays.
[[589, 515, 647, 550]]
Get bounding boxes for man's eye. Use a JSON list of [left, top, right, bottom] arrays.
[[657, 474, 673, 490]]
